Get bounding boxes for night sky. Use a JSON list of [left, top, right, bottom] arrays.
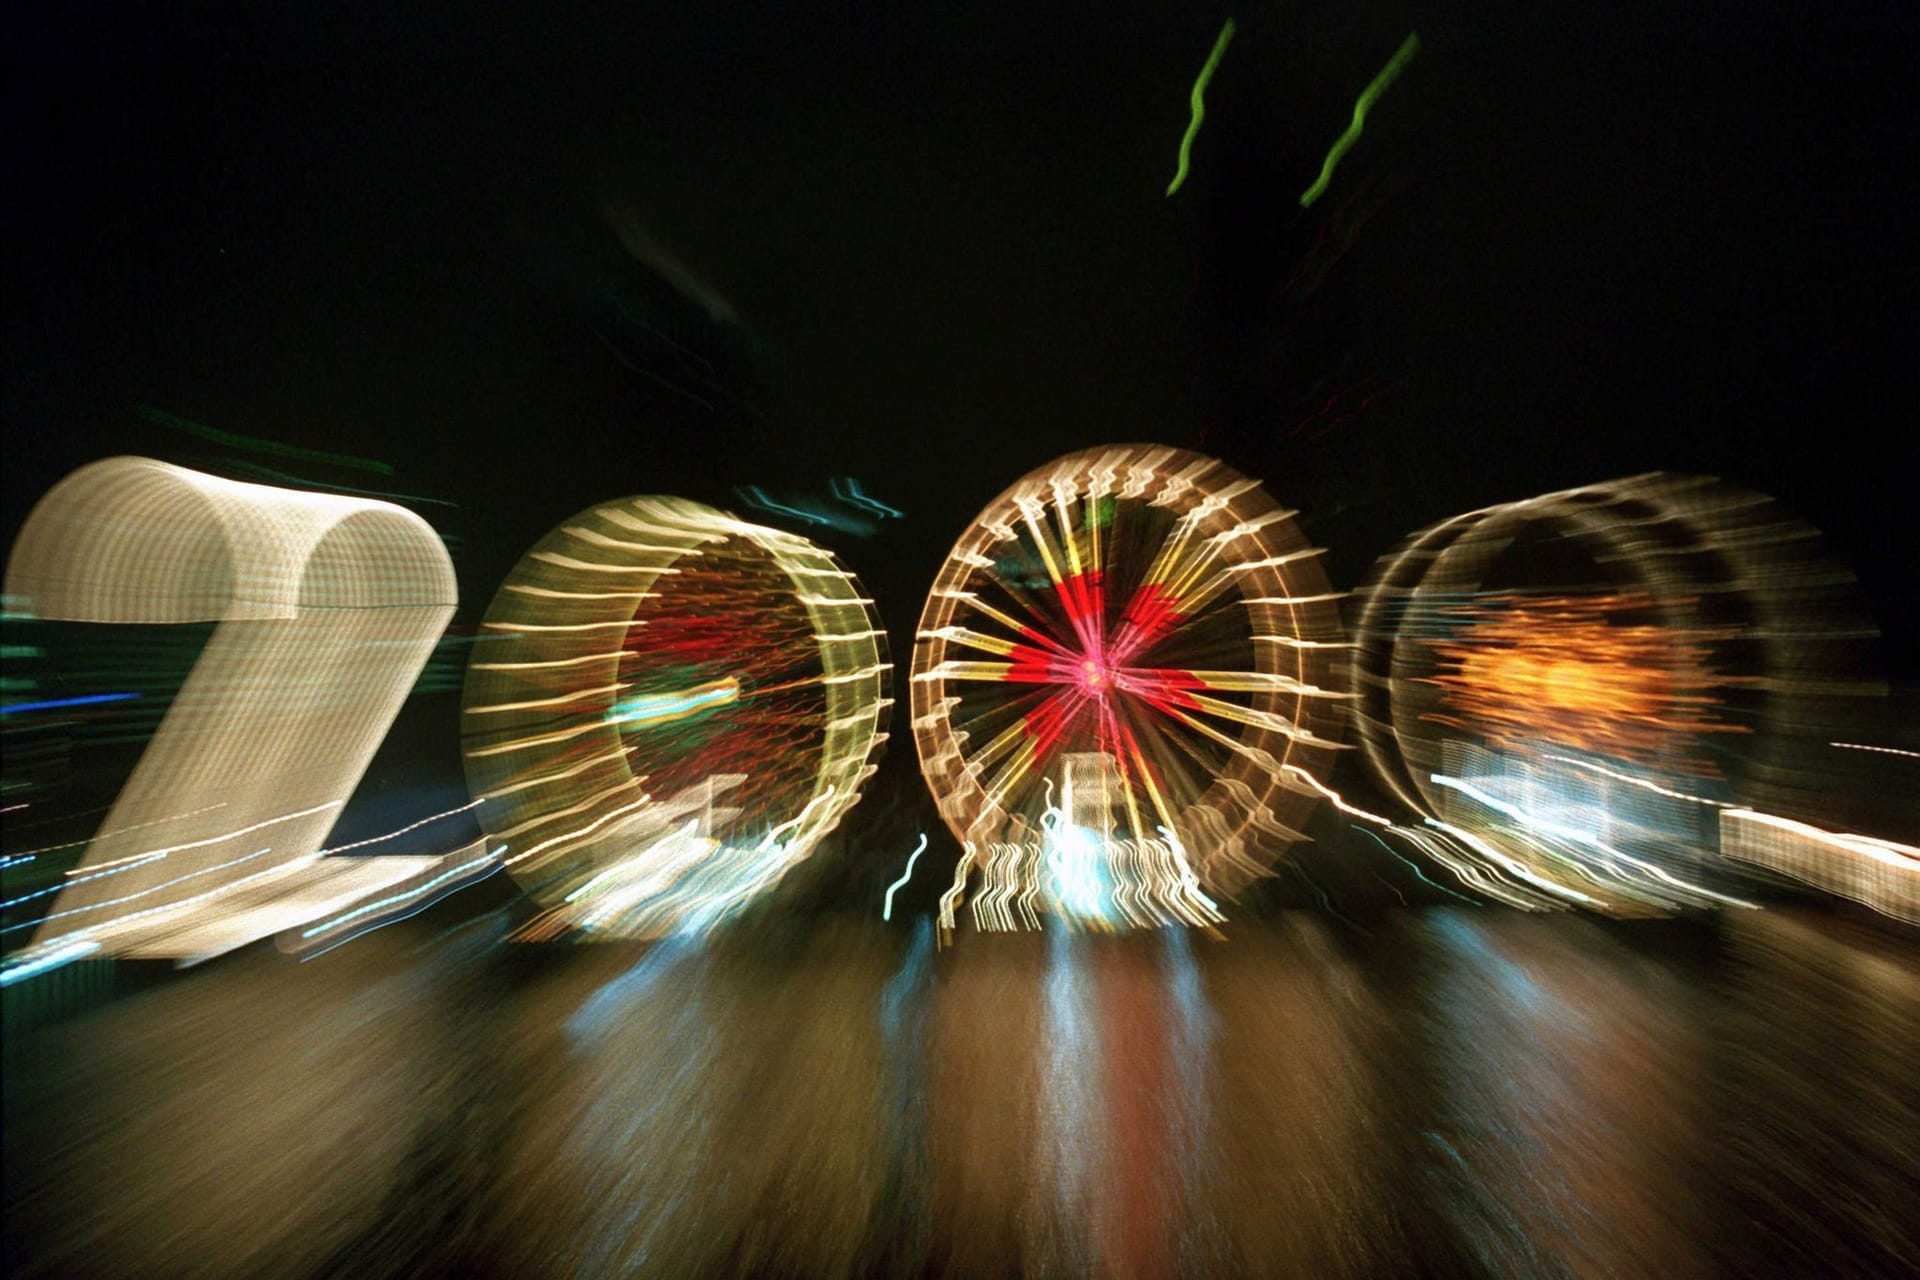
[[4, 2, 1914, 895]]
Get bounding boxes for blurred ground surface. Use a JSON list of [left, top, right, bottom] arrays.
[[4, 906, 1917, 1279]]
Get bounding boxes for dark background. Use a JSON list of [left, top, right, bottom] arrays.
[[4, 1, 1914, 905]]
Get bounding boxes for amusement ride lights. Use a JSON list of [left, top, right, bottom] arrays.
[[911, 445, 1348, 932]]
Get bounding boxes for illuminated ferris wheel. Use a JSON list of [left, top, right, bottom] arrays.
[[910, 445, 1347, 925]]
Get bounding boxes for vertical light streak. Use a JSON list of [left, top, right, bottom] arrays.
[[1299, 32, 1420, 207], [1167, 19, 1237, 196], [1034, 923, 1103, 1263], [882, 833, 930, 922]]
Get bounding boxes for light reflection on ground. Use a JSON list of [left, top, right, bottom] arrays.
[[3, 907, 1916, 1278]]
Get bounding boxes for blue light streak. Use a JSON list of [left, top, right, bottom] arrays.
[[735, 484, 829, 526], [0, 937, 101, 986], [831, 477, 904, 519], [0, 692, 140, 716]]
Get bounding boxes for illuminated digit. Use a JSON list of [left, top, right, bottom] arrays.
[[3, 457, 458, 962], [462, 495, 891, 939]]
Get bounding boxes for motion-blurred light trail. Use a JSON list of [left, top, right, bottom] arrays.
[[1722, 808, 1919, 923], [215, 457, 460, 509], [1430, 771, 1757, 910], [0, 804, 231, 866], [1830, 740, 1920, 760], [882, 833, 929, 922], [316, 800, 485, 855], [300, 851, 500, 939], [736, 485, 831, 527], [0, 936, 99, 986], [139, 406, 396, 476], [2, 802, 343, 916], [1300, 31, 1420, 207], [830, 476, 904, 520], [0, 692, 141, 716], [1166, 18, 1236, 196], [604, 678, 742, 729], [1352, 824, 1479, 902]]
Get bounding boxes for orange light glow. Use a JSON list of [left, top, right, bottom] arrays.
[[1421, 593, 1746, 774]]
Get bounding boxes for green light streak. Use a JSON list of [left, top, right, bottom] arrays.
[[139, 407, 396, 476], [211, 458, 459, 508], [1167, 18, 1237, 197], [1299, 31, 1420, 208]]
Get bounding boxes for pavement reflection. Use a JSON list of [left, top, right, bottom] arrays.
[[4, 908, 1915, 1278]]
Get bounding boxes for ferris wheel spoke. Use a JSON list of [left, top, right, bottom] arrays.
[[943, 594, 1083, 660], [925, 658, 1082, 687], [1160, 558, 1278, 631], [1012, 493, 1072, 592], [952, 702, 1059, 759], [917, 626, 1032, 662], [1167, 502, 1294, 592], [948, 680, 1054, 732], [1116, 718, 1186, 837], [1043, 479, 1088, 582], [953, 700, 1052, 777], [1014, 491, 1107, 653], [974, 728, 1053, 815], [1186, 689, 1332, 744], [1161, 690, 1342, 751], [1118, 691, 1229, 807], [1122, 666, 1341, 699], [949, 530, 1074, 639], [1084, 698, 1171, 839], [1137, 489, 1201, 587], [1080, 478, 1107, 586], [1105, 666, 1205, 717], [1058, 485, 1113, 639], [924, 659, 1020, 682], [1126, 506, 1309, 652], [1108, 579, 1191, 666], [1156, 701, 1277, 774]]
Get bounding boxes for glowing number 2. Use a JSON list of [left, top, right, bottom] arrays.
[[3, 458, 457, 961]]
